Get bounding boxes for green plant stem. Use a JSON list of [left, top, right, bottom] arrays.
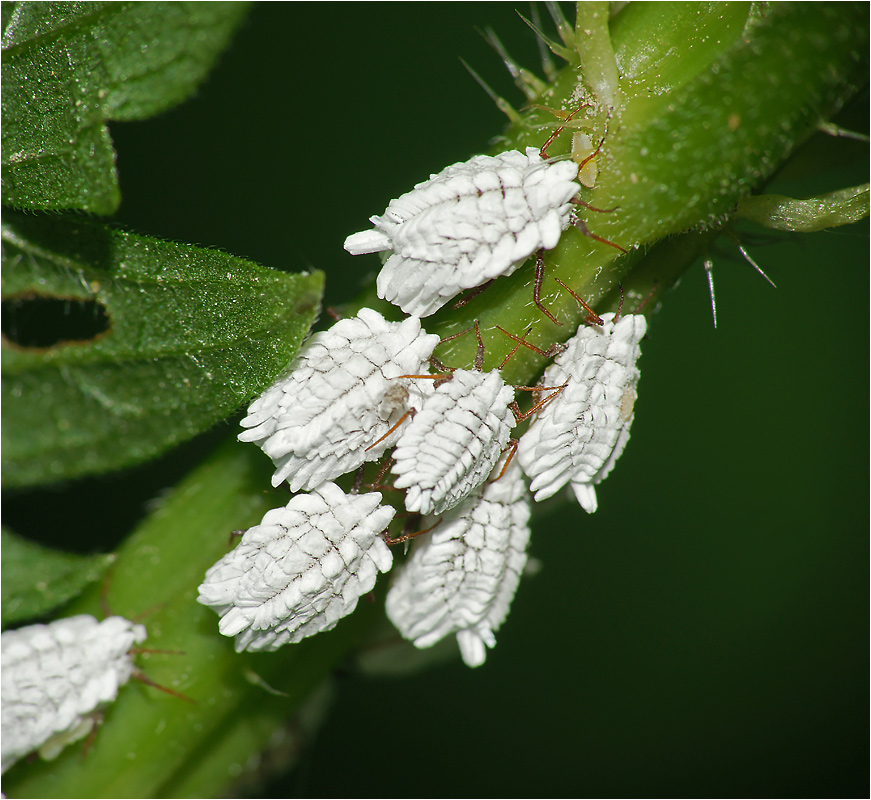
[[5, 440, 381, 798], [414, 3, 867, 382]]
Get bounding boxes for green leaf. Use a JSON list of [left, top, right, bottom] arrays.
[[1, 1, 249, 214], [1, 527, 115, 627], [1, 214, 323, 487], [736, 184, 870, 232]]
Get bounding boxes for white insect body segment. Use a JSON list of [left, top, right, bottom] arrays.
[[1, 615, 146, 772], [344, 147, 580, 317], [197, 483, 395, 652], [391, 369, 516, 516], [517, 312, 647, 512], [385, 460, 532, 668], [238, 308, 440, 491]]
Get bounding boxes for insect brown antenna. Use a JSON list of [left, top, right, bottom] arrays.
[[551, 277, 604, 325], [364, 409, 415, 452], [571, 216, 628, 254], [572, 197, 619, 214], [130, 646, 186, 657], [381, 518, 443, 546], [437, 319, 486, 370], [574, 115, 610, 173], [497, 325, 531, 370], [495, 325, 565, 368], [509, 383, 568, 422], [540, 102, 592, 159], [631, 281, 658, 316], [133, 670, 196, 704]]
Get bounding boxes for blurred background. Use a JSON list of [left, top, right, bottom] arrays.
[[4, 4, 867, 796]]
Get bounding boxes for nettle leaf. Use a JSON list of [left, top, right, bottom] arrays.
[[1, 214, 323, 488], [1, 527, 116, 628], [1, 1, 249, 214]]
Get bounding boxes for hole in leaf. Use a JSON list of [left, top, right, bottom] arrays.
[[1, 294, 111, 349]]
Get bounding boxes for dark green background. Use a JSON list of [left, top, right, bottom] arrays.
[[5, 4, 868, 797]]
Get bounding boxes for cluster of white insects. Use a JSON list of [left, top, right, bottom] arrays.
[[198, 110, 648, 669], [0, 105, 646, 775]]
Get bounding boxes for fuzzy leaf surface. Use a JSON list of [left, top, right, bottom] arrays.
[[1, 214, 323, 487], [1, 1, 249, 214]]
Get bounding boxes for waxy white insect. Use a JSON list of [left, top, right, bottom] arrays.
[[197, 482, 395, 652], [517, 312, 647, 512], [1, 615, 146, 772], [391, 368, 516, 516], [386, 459, 531, 668], [343, 146, 581, 317], [238, 308, 439, 491]]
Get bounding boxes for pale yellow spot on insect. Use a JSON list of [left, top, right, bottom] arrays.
[[619, 386, 636, 423]]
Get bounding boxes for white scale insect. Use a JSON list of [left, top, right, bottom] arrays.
[[391, 367, 517, 516], [388, 321, 555, 517], [386, 459, 531, 668], [517, 311, 647, 512], [1, 614, 147, 772], [344, 124, 585, 318], [197, 482, 395, 652], [238, 308, 439, 492]]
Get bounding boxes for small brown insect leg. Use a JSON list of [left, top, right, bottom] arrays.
[[496, 326, 565, 364], [452, 279, 495, 308], [552, 277, 603, 326], [540, 103, 591, 159], [438, 324, 478, 345], [351, 464, 366, 494], [511, 383, 568, 422], [630, 280, 658, 316], [133, 670, 196, 704], [571, 198, 618, 214], [490, 439, 519, 482], [382, 519, 443, 546], [572, 217, 628, 254], [365, 410, 413, 452], [576, 128, 605, 172], [532, 250, 562, 326], [365, 456, 397, 492], [615, 281, 625, 319], [472, 320, 485, 371], [226, 529, 246, 546]]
